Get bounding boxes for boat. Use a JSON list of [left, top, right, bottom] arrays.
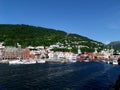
[[83, 59, 89, 62], [9, 60, 23, 65], [69, 59, 76, 63], [22, 59, 36, 64], [36, 59, 46, 63], [68, 55, 77, 63], [112, 60, 118, 65], [101, 60, 107, 63], [9, 58, 37, 65], [106, 60, 113, 64]]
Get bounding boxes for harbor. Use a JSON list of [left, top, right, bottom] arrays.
[[0, 61, 120, 90], [1, 0, 120, 89], [0, 42, 120, 89], [0, 42, 120, 65]]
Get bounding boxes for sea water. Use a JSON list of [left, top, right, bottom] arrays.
[[0, 62, 120, 90]]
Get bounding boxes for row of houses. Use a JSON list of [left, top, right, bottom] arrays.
[[0, 42, 120, 61], [0, 46, 34, 60], [0, 43, 77, 60], [77, 49, 120, 61]]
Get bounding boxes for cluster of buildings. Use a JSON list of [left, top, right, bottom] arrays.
[[0, 44, 77, 61], [77, 48, 120, 61], [0, 42, 120, 61]]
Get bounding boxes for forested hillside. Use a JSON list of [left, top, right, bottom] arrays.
[[0, 24, 105, 52]]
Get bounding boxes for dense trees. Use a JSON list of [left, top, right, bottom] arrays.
[[0, 24, 105, 52], [0, 24, 66, 47]]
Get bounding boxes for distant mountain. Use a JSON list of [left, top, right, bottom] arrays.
[[0, 24, 105, 52], [108, 41, 120, 50]]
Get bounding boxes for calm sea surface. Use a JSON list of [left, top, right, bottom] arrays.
[[0, 62, 120, 90]]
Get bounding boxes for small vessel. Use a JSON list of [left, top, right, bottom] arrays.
[[106, 60, 113, 64], [9, 59, 36, 65], [112, 60, 118, 65], [69, 59, 76, 63], [101, 60, 107, 63], [83, 59, 89, 62], [36, 59, 46, 63], [9, 60, 23, 65], [68, 55, 76, 63], [22, 59, 36, 64]]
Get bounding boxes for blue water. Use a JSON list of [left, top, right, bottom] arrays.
[[0, 62, 120, 90]]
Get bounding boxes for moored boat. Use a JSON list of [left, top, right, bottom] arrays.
[[68, 59, 76, 63], [36, 59, 46, 63], [9, 59, 37, 65], [83, 59, 89, 62], [22, 59, 36, 64], [9, 60, 23, 65], [112, 60, 118, 65]]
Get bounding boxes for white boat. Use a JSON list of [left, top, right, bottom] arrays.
[[106, 60, 112, 64], [9, 59, 36, 65], [22, 59, 36, 64], [9, 60, 23, 65], [102, 60, 107, 63], [69, 59, 76, 63], [36, 59, 46, 63], [112, 60, 118, 65], [83, 60, 89, 62]]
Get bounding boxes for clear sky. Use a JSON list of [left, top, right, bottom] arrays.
[[1, 0, 120, 44]]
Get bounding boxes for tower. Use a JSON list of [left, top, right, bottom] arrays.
[[78, 46, 81, 54]]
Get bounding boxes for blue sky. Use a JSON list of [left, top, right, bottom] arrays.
[[0, 0, 120, 44]]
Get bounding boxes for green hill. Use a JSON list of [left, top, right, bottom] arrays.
[[0, 24, 105, 52]]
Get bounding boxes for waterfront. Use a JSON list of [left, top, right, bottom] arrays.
[[0, 62, 120, 90]]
